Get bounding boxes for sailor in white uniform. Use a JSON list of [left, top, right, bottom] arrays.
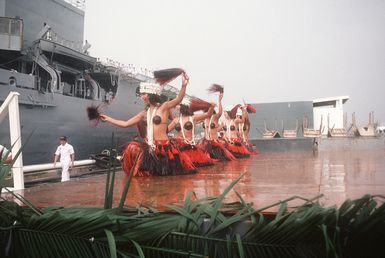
[[53, 136, 75, 182]]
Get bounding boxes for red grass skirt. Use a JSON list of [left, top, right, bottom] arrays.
[[173, 138, 214, 167], [225, 138, 252, 158], [198, 139, 236, 161], [122, 140, 196, 176]]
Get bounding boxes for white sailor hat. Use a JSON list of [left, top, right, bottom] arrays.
[[139, 82, 162, 96]]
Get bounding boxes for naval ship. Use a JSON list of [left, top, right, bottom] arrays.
[[0, 0, 178, 165]]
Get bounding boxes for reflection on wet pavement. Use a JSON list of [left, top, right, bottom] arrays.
[[5, 150, 385, 211]]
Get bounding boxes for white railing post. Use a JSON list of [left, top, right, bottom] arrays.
[[0, 91, 24, 189], [9, 93, 24, 189]]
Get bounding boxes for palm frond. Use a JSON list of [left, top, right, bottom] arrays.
[[5, 228, 135, 258], [104, 229, 118, 258], [117, 154, 139, 213], [104, 133, 119, 209]]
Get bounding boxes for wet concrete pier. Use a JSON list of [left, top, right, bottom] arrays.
[[5, 148, 385, 212]]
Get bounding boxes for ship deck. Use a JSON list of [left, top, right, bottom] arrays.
[[5, 149, 385, 212]]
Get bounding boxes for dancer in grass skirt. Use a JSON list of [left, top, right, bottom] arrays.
[[168, 96, 215, 167], [100, 70, 196, 176]]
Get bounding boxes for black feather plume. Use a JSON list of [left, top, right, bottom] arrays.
[[153, 68, 185, 86]]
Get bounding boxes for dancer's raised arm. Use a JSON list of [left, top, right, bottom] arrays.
[[193, 104, 215, 123], [100, 110, 145, 128], [214, 92, 223, 119], [164, 73, 189, 109]]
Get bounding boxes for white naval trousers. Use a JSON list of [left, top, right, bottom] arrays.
[[61, 159, 71, 182]]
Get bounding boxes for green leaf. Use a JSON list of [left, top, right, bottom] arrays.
[[236, 234, 245, 258], [275, 201, 288, 221], [165, 204, 199, 228], [104, 229, 117, 258], [117, 154, 139, 213], [104, 132, 115, 209], [128, 238, 145, 258], [201, 172, 247, 234]]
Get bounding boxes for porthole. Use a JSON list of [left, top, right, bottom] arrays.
[[9, 77, 16, 87]]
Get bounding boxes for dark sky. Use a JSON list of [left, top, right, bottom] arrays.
[[85, 0, 385, 125]]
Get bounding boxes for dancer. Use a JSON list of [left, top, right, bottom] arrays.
[[239, 103, 258, 153], [168, 97, 215, 167], [222, 105, 251, 158], [199, 86, 236, 161], [100, 71, 196, 176]]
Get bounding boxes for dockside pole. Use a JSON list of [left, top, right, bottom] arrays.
[[0, 92, 24, 190]]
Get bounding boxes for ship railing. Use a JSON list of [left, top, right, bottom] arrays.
[[43, 29, 85, 53], [0, 92, 24, 190], [102, 59, 155, 78], [23, 160, 96, 173]]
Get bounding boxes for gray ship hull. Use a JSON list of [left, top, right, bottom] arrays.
[[0, 77, 143, 165]]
